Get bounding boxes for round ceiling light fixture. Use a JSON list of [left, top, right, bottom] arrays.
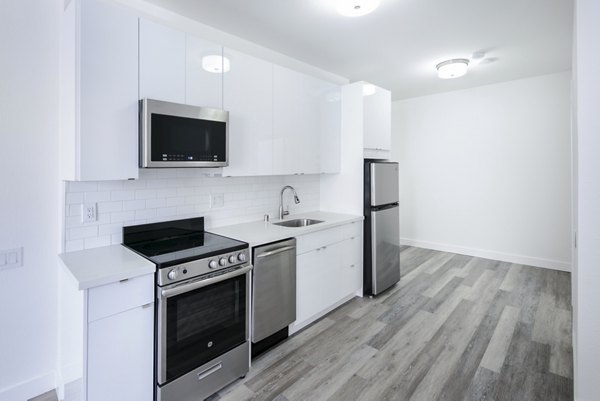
[[202, 55, 231, 73], [436, 58, 469, 79], [336, 0, 381, 17]]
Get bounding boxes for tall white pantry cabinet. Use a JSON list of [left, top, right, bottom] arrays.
[[60, 0, 139, 181]]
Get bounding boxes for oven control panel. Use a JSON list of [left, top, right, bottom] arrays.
[[157, 248, 250, 286]]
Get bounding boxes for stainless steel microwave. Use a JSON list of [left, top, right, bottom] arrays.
[[140, 99, 229, 168]]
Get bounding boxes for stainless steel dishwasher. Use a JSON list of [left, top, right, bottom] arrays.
[[251, 238, 296, 357]]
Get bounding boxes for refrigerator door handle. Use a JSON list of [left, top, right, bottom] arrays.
[[372, 202, 399, 211]]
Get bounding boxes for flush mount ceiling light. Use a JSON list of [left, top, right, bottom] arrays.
[[202, 55, 231, 73], [362, 83, 376, 96], [336, 0, 381, 17], [436, 58, 469, 79]]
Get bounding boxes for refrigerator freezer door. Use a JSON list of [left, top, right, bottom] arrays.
[[370, 162, 399, 207], [370, 205, 400, 294]]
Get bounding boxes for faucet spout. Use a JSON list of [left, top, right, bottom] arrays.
[[279, 185, 300, 220]]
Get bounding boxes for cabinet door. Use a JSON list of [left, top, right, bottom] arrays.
[[273, 66, 323, 175], [296, 247, 334, 324], [78, 0, 138, 181], [87, 304, 154, 401], [186, 34, 223, 109], [363, 84, 391, 151], [319, 85, 342, 174], [139, 18, 185, 103], [340, 235, 363, 296], [222, 49, 273, 176]]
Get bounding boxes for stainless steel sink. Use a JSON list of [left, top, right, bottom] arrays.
[[272, 218, 324, 228]]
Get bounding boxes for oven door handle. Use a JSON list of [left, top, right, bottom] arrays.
[[160, 265, 252, 299]]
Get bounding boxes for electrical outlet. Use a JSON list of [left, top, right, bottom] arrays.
[[210, 193, 224, 208], [0, 247, 23, 270], [81, 203, 97, 223]]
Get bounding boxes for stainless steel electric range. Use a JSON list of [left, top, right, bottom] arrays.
[[123, 217, 251, 401]]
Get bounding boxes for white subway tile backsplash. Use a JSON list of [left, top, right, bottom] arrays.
[[123, 199, 146, 211], [135, 209, 157, 220], [110, 211, 136, 223], [97, 181, 125, 191], [146, 198, 167, 209], [135, 189, 157, 200], [68, 204, 82, 217], [68, 181, 98, 193], [97, 201, 123, 213], [111, 233, 123, 245], [69, 225, 98, 240], [155, 188, 178, 198], [156, 207, 178, 218], [111, 190, 135, 201], [166, 197, 186, 207], [84, 236, 111, 249], [123, 179, 147, 190], [65, 240, 84, 252], [66, 192, 84, 204], [63, 171, 320, 252], [98, 223, 124, 236]]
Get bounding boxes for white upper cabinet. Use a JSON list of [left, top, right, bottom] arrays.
[[319, 85, 342, 174], [60, 0, 139, 181], [222, 49, 273, 176], [273, 66, 341, 175], [363, 83, 392, 153], [273, 65, 322, 175], [139, 18, 185, 103], [186, 35, 223, 109]]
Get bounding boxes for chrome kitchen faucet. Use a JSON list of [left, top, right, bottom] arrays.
[[279, 185, 300, 220]]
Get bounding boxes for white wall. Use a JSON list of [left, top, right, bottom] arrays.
[[63, 172, 320, 251], [391, 72, 572, 270], [573, 1, 600, 399], [0, 0, 61, 400]]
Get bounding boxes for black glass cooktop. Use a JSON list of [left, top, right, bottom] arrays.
[[122, 217, 247, 268]]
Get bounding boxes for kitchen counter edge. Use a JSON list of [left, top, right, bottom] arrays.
[[210, 211, 364, 248], [59, 244, 156, 290]]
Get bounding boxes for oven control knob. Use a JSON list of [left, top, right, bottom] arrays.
[[167, 270, 178, 280], [229, 255, 237, 264], [208, 260, 218, 269], [237, 253, 246, 262], [219, 257, 227, 266]]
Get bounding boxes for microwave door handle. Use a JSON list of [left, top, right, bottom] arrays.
[[160, 265, 252, 299]]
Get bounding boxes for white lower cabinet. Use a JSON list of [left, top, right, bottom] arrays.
[[58, 273, 154, 401], [293, 221, 363, 332], [87, 304, 154, 401]]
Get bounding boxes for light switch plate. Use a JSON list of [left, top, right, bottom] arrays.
[[0, 247, 23, 270]]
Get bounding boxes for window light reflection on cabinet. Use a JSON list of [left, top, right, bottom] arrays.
[[363, 83, 376, 96], [202, 55, 230, 73]]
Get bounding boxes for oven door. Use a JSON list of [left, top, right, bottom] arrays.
[[157, 265, 251, 386]]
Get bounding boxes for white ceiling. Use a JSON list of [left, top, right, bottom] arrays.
[[143, 0, 573, 100]]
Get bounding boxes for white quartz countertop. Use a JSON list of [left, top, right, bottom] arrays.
[[59, 244, 156, 290], [210, 210, 363, 248]]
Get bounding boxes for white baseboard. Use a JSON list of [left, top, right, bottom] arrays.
[[400, 238, 571, 272], [0, 372, 55, 401]]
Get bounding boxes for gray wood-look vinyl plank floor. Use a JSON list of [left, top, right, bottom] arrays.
[[209, 246, 573, 401]]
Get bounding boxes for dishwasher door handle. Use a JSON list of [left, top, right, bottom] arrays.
[[255, 246, 296, 259]]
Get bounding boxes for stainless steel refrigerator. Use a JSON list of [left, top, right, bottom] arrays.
[[364, 160, 400, 296]]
